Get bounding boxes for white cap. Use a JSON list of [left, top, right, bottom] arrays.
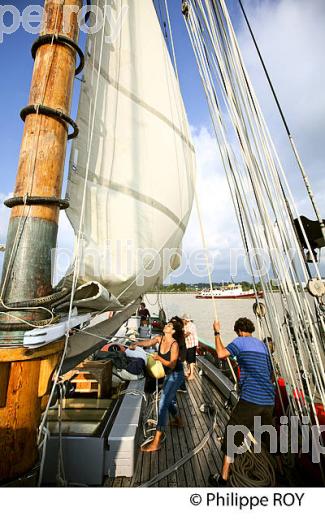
[[181, 313, 192, 321]]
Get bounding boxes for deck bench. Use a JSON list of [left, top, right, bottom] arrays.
[[105, 379, 146, 478]]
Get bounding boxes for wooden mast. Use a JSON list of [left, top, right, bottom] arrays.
[[0, 0, 83, 483]]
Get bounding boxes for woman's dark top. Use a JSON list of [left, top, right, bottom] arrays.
[[158, 339, 183, 375]]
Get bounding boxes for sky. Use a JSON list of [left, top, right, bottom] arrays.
[[0, 0, 324, 284]]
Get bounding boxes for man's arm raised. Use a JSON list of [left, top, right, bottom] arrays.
[[213, 320, 230, 359]]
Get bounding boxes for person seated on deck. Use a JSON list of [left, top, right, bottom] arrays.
[[209, 317, 275, 487], [130, 317, 186, 451], [98, 342, 148, 366]]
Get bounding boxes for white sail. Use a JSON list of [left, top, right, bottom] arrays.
[[66, 0, 196, 307]]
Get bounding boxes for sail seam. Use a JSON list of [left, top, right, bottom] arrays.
[[70, 173, 188, 232], [89, 59, 195, 153]]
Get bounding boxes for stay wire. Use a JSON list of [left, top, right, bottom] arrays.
[[185, 2, 324, 420], [238, 0, 325, 240]]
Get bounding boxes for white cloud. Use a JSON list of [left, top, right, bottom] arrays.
[[183, 126, 238, 253], [168, 126, 245, 282]]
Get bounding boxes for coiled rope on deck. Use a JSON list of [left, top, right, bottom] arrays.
[[229, 446, 276, 487]]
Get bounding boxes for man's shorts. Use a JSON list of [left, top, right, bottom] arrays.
[[186, 346, 197, 364], [222, 399, 274, 456]]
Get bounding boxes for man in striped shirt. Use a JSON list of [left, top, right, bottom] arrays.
[[209, 317, 275, 487]]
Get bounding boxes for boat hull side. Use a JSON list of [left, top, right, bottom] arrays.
[[195, 292, 263, 299]]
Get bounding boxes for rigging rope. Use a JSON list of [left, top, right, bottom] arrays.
[[163, 0, 180, 81], [229, 446, 277, 487], [163, 0, 238, 386], [183, 0, 325, 445], [237, 0, 325, 243]]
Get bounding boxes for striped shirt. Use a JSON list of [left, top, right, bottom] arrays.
[[227, 336, 275, 406], [184, 321, 198, 349]]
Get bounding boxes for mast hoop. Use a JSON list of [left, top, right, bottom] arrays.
[[4, 196, 70, 210], [31, 34, 85, 76], [20, 104, 79, 140]]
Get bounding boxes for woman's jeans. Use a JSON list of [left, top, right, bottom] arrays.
[[157, 369, 185, 432]]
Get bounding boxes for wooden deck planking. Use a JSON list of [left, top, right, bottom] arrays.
[[150, 432, 160, 486], [165, 421, 178, 487], [112, 477, 123, 488], [157, 400, 172, 487], [157, 428, 168, 487], [184, 383, 220, 483], [141, 448, 152, 486], [173, 393, 195, 487], [195, 369, 231, 463], [178, 390, 209, 486], [106, 369, 230, 487], [198, 370, 230, 443]]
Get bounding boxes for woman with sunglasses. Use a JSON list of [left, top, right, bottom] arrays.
[[131, 317, 185, 452]]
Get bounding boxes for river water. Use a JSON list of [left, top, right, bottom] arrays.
[[144, 293, 258, 347]]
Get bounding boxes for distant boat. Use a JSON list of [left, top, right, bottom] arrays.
[[195, 284, 263, 300]]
